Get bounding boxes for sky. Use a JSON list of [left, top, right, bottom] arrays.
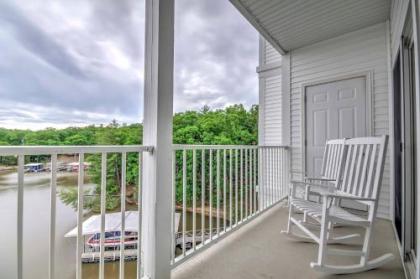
[[0, 0, 259, 130]]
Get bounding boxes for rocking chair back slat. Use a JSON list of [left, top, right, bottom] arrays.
[[333, 145, 344, 179], [353, 145, 364, 196], [346, 145, 358, 193], [320, 144, 329, 177], [371, 137, 387, 200], [341, 144, 353, 193], [330, 145, 338, 179], [325, 145, 332, 178], [358, 144, 371, 197], [365, 143, 377, 198]]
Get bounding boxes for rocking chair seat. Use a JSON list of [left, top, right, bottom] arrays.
[[291, 198, 368, 224]]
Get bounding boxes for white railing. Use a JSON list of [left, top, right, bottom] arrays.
[[2, 144, 289, 278], [0, 145, 153, 279], [171, 145, 289, 265]]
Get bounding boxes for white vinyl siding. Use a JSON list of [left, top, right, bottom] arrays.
[[261, 73, 282, 145], [258, 40, 283, 145], [390, 0, 410, 62], [264, 41, 282, 65], [288, 23, 390, 218]]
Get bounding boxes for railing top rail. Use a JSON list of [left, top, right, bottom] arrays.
[[172, 144, 289, 150], [0, 145, 153, 156], [258, 145, 289, 149], [0, 144, 289, 155]]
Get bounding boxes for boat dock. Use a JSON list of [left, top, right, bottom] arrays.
[[81, 228, 219, 263]]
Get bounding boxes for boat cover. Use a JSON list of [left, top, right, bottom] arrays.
[[65, 211, 180, 237]]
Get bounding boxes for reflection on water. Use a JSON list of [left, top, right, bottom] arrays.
[[0, 171, 218, 279], [0, 171, 79, 279]]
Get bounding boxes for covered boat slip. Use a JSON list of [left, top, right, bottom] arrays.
[[65, 211, 181, 263], [65, 211, 140, 238]]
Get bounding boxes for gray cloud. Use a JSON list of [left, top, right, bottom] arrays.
[[0, 1, 86, 78], [0, 0, 258, 130]]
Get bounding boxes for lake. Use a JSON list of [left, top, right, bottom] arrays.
[[0, 171, 217, 279]]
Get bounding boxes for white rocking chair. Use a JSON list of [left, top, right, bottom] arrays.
[[283, 135, 394, 274]]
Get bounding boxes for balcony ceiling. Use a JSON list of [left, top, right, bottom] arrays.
[[230, 0, 391, 54]]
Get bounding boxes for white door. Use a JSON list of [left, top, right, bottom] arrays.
[[305, 77, 367, 177]]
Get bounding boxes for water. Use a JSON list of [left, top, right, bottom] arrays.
[[0, 171, 81, 279], [0, 171, 218, 279]]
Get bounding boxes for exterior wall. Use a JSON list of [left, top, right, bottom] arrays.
[[263, 40, 282, 65], [289, 23, 391, 218], [260, 23, 392, 218], [258, 38, 283, 145]]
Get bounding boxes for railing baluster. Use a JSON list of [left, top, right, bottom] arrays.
[[201, 149, 205, 246], [235, 149, 238, 226], [229, 149, 233, 230], [272, 148, 275, 203], [283, 149, 286, 198], [17, 155, 24, 279], [192, 149, 197, 250], [137, 152, 142, 279], [274, 148, 278, 203], [249, 149, 253, 216], [76, 153, 84, 279], [271, 148, 274, 205], [209, 149, 213, 240], [265, 148, 268, 209], [240, 149, 243, 221], [171, 150, 176, 263], [245, 149, 248, 219], [216, 149, 220, 236], [49, 154, 57, 279], [254, 148, 257, 213], [258, 148, 265, 211], [280, 148, 288, 197], [257, 148, 261, 212], [100, 152, 107, 279], [120, 152, 127, 279], [268, 149, 271, 205], [182, 150, 187, 256], [223, 149, 227, 232], [278, 148, 281, 201]]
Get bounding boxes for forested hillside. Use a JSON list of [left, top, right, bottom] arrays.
[[0, 105, 258, 211], [0, 104, 257, 146]]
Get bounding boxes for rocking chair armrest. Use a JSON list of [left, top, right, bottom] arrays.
[[290, 180, 333, 190], [304, 177, 335, 182], [320, 192, 376, 202], [290, 180, 334, 199]]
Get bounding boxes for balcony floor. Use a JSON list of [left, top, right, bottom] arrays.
[[172, 203, 405, 279]]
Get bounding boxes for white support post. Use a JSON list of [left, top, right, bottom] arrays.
[[141, 0, 174, 278]]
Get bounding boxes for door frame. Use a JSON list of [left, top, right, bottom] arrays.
[[392, 5, 419, 277], [300, 71, 374, 177]]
